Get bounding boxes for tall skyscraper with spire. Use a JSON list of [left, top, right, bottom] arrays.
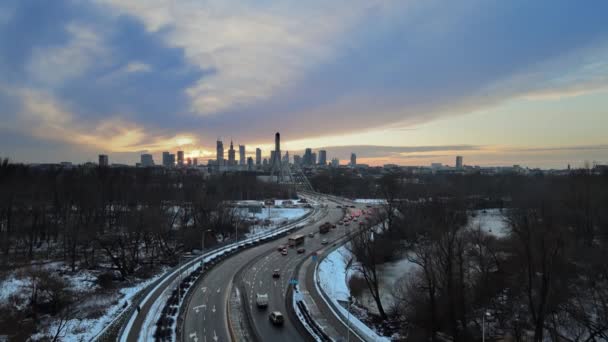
[[228, 140, 236, 166]]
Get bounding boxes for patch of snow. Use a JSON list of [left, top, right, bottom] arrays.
[[354, 199, 387, 204], [318, 246, 390, 341], [468, 208, 509, 238]]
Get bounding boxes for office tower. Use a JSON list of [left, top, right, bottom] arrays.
[[216, 140, 224, 167], [255, 148, 262, 165], [98, 154, 109, 167], [293, 155, 301, 165], [350, 153, 357, 167], [283, 151, 289, 164], [456, 155, 463, 169], [141, 154, 154, 167], [162, 152, 171, 167], [247, 157, 254, 171], [318, 150, 327, 165], [168, 154, 176, 166], [239, 145, 246, 165], [331, 158, 339, 167], [187, 158, 192, 166], [263, 158, 268, 166], [303, 148, 312, 166], [270, 151, 276, 165], [228, 141, 236, 166], [177, 151, 184, 166], [193, 158, 198, 166], [311, 152, 317, 165], [272, 132, 281, 167]]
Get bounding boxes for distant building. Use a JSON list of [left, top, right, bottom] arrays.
[[141, 154, 154, 167], [255, 148, 262, 165], [239, 145, 246, 165], [303, 148, 313, 166], [216, 140, 224, 167], [98, 154, 109, 167], [270, 151, 276, 166], [318, 150, 327, 165], [177, 151, 184, 166], [311, 152, 317, 165], [162, 152, 173, 167], [247, 157, 254, 170], [350, 153, 357, 167], [193, 158, 198, 166], [263, 158, 268, 166], [283, 151, 289, 164], [293, 155, 302, 165], [187, 158, 192, 166], [331, 158, 339, 167], [456, 156, 463, 169], [431, 163, 443, 169], [228, 141, 236, 166]]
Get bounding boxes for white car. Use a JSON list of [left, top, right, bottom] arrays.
[[256, 293, 269, 308]]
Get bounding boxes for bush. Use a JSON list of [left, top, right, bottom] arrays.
[[348, 274, 367, 298], [97, 272, 114, 290]]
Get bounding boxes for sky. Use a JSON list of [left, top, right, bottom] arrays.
[[1, 0, 607, 169]]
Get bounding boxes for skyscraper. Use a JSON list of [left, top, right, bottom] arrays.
[[283, 151, 289, 164], [350, 153, 357, 167], [141, 154, 154, 167], [311, 152, 317, 165], [177, 151, 184, 166], [331, 158, 339, 167], [162, 152, 172, 167], [228, 141, 236, 166], [239, 145, 246, 165], [255, 148, 262, 165], [456, 156, 463, 169], [303, 148, 312, 166], [247, 157, 254, 171], [193, 158, 198, 166], [270, 151, 276, 166], [98, 154, 109, 167], [293, 155, 302, 165], [216, 140, 224, 167], [273, 132, 281, 167], [318, 150, 327, 165]]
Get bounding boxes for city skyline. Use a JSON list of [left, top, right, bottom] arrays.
[[1, 1, 608, 168]]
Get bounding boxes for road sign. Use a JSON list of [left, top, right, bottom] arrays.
[[289, 278, 299, 285]]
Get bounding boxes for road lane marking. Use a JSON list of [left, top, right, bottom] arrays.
[[212, 304, 216, 313], [193, 304, 207, 313], [217, 287, 221, 293], [213, 330, 218, 342], [189, 332, 198, 342], [201, 287, 207, 293]]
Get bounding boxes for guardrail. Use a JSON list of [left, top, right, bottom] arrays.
[[115, 201, 321, 342]]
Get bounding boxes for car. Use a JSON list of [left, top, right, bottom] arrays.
[[350, 205, 356, 208], [269, 311, 284, 325], [331, 224, 336, 228], [336, 205, 342, 208], [297, 247, 305, 254], [366, 205, 372, 208], [337, 221, 343, 226], [308, 232, 315, 238], [281, 249, 288, 256], [321, 239, 328, 245], [345, 222, 350, 226], [277, 245, 285, 251], [273, 269, 281, 278], [256, 293, 269, 308]]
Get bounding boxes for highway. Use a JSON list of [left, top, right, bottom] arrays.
[[180, 194, 368, 342], [237, 205, 345, 341], [181, 198, 326, 342]]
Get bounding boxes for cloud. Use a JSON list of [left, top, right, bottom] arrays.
[[123, 61, 152, 73]]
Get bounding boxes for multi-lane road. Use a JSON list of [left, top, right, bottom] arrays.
[[180, 194, 365, 342]]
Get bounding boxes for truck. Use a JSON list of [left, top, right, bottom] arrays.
[[288, 235, 305, 247], [256, 293, 269, 308], [319, 222, 331, 234]]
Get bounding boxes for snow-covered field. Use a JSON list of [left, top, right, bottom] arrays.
[[467, 208, 510, 238], [354, 199, 387, 205], [239, 206, 311, 238], [318, 245, 390, 341], [0, 263, 166, 341]]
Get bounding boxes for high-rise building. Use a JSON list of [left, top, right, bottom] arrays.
[[162, 152, 172, 167], [311, 152, 317, 165], [228, 141, 236, 166], [318, 150, 327, 165], [270, 151, 276, 165], [239, 145, 246, 165], [456, 156, 463, 169], [283, 151, 289, 164], [141, 154, 154, 167], [273, 132, 281, 167], [350, 153, 357, 167], [293, 155, 302, 165], [193, 158, 198, 166], [187, 158, 192, 166], [99, 154, 109, 167], [303, 148, 312, 166], [168, 154, 176, 166], [263, 158, 268, 166], [177, 151, 184, 166], [255, 148, 262, 165], [216, 140, 224, 167], [331, 158, 339, 167], [247, 157, 254, 171]]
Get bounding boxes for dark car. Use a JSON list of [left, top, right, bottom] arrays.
[[269, 311, 284, 325], [297, 247, 305, 254]]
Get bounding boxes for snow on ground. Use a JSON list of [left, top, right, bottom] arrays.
[[240, 207, 311, 238], [318, 245, 390, 341], [354, 199, 387, 204], [468, 208, 510, 238]]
